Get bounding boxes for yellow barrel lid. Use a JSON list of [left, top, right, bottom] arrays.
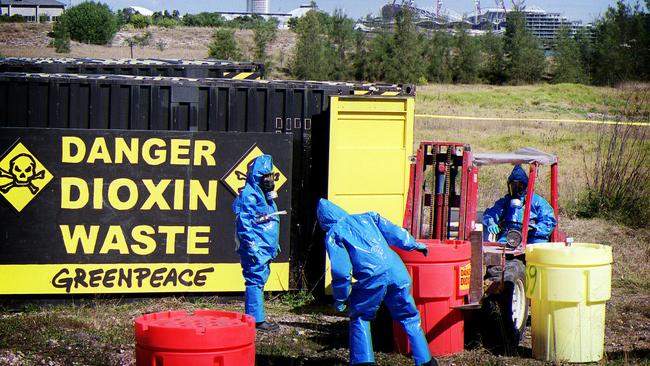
[[526, 242, 613, 266]]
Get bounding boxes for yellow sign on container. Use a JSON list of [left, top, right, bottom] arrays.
[[325, 96, 415, 293], [525, 242, 613, 363]]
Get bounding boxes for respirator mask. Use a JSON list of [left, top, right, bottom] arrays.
[[508, 180, 526, 199], [510, 198, 523, 208], [261, 173, 277, 200]]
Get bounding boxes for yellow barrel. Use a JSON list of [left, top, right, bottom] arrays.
[[525, 242, 613, 363]]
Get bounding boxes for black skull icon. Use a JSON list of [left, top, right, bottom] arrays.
[[0, 153, 46, 194], [234, 159, 279, 194]]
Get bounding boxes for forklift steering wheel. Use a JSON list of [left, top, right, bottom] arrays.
[[499, 221, 536, 249]]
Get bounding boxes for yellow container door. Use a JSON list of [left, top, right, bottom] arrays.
[[325, 96, 414, 293]]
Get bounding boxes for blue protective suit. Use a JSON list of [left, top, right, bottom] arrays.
[[482, 165, 557, 244], [317, 199, 432, 366], [232, 155, 280, 323]]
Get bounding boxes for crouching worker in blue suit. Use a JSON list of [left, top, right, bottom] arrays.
[[232, 154, 282, 332], [316, 199, 438, 366]]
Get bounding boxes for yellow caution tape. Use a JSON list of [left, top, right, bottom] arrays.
[[415, 114, 649, 127]]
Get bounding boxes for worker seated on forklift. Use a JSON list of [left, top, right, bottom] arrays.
[[482, 165, 557, 244]]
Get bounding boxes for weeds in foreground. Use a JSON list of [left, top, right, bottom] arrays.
[[280, 290, 315, 308], [575, 88, 650, 228]]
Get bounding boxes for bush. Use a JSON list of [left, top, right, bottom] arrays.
[[155, 18, 179, 29], [207, 28, 241, 60], [575, 92, 650, 228], [124, 31, 152, 58], [182, 12, 225, 27], [252, 18, 278, 65], [57, 1, 118, 45], [49, 20, 71, 53], [0, 14, 26, 23], [292, 10, 331, 80], [129, 14, 151, 29]]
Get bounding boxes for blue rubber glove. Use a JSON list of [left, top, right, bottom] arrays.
[[333, 299, 347, 312], [415, 242, 429, 257], [487, 224, 500, 235]]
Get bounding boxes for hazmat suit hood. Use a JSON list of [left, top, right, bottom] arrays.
[[316, 199, 348, 232], [232, 154, 274, 216], [508, 165, 529, 186], [247, 154, 274, 186]]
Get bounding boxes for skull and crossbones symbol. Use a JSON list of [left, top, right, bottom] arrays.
[[0, 154, 45, 194], [234, 159, 279, 194]]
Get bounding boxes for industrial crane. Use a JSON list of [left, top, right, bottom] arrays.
[[496, 0, 507, 13]]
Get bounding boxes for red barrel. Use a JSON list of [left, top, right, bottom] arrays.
[[393, 240, 471, 356], [135, 310, 256, 366]]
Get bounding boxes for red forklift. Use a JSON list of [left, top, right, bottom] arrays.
[[402, 141, 567, 355]]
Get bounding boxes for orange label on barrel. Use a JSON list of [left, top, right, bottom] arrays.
[[459, 263, 471, 291]]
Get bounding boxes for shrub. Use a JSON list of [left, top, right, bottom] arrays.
[[130, 14, 151, 29], [124, 31, 152, 58], [0, 14, 26, 23], [576, 91, 650, 228], [182, 12, 225, 27], [57, 1, 118, 45], [155, 18, 179, 29], [292, 10, 331, 80], [207, 28, 241, 60], [49, 20, 71, 53], [252, 18, 277, 64]]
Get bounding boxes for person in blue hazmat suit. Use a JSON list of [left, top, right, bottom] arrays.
[[232, 154, 281, 332], [482, 165, 557, 243], [316, 199, 438, 366]]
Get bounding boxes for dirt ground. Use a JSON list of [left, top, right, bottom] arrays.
[[0, 278, 647, 366], [0, 216, 647, 366]]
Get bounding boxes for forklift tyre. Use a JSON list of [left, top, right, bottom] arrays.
[[480, 259, 528, 356]]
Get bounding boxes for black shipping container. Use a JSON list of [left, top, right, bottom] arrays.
[[0, 57, 265, 79], [0, 72, 415, 290]]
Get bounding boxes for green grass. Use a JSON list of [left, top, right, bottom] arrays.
[[415, 83, 640, 119]]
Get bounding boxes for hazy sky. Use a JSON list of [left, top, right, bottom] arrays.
[[68, 0, 631, 22]]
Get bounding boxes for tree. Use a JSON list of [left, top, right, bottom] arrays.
[[365, 31, 394, 82], [49, 20, 71, 53], [208, 28, 242, 60], [385, 7, 425, 83], [327, 9, 355, 81], [552, 26, 587, 83], [574, 27, 594, 83], [451, 27, 481, 83], [292, 10, 331, 80], [130, 14, 151, 29], [504, 9, 546, 84], [124, 31, 151, 58], [425, 31, 453, 83], [57, 1, 118, 45], [182, 12, 225, 27], [252, 18, 278, 65], [480, 30, 506, 84], [590, 1, 649, 85], [352, 31, 371, 81]]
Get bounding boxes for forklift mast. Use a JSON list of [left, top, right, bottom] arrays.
[[403, 142, 478, 241]]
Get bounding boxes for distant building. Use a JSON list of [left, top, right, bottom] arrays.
[[521, 6, 588, 42], [366, 3, 590, 46], [127, 6, 154, 17], [246, 0, 268, 14], [0, 0, 65, 22]]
